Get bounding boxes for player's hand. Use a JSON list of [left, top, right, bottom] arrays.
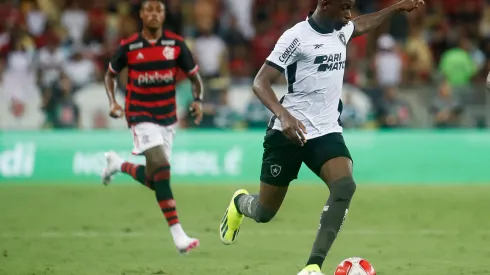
[[279, 110, 307, 146], [189, 100, 203, 125], [396, 0, 424, 12], [109, 102, 124, 119], [486, 71, 490, 90]]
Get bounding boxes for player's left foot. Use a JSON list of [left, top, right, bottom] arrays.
[[297, 264, 324, 275], [101, 151, 123, 185], [175, 237, 200, 255], [220, 189, 249, 245]]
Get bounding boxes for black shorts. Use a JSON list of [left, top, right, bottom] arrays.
[[260, 129, 352, 186]]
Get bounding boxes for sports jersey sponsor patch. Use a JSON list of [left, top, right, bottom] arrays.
[[161, 40, 176, 46], [136, 71, 174, 85], [279, 38, 300, 64], [129, 42, 144, 51]]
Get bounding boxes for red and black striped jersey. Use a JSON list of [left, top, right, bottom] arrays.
[[109, 31, 198, 127]]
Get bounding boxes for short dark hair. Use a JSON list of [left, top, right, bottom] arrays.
[[141, 0, 165, 9]]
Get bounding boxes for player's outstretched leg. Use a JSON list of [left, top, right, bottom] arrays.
[[102, 151, 154, 189], [299, 157, 355, 275], [220, 182, 287, 244], [145, 146, 199, 254]]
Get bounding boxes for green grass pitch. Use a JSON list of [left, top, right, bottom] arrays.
[[1, 183, 489, 275]]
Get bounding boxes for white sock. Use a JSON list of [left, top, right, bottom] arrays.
[[113, 157, 124, 172], [116, 160, 124, 172], [170, 223, 187, 243]]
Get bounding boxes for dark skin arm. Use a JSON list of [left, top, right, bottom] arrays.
[[104, 70, 124, 118], [352, 0, 425, 37], [188, 72, 204, 125], [252, 64, 307, 146], [486, 71, 490, 91]]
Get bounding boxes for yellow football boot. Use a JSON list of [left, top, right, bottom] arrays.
[[219, 189, 249, 245]]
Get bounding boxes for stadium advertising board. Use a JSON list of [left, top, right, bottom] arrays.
[[1, 130, 489, 184]]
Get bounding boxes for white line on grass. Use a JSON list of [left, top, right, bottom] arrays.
[[0, 229, 488, 239]]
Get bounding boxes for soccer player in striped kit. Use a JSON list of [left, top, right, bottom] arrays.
[[101, 0, 203, 254]]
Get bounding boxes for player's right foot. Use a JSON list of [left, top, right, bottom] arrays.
[[101, 151, 123, 185], [175, 237, 200, 255], [220, 189, 248, 245], [297, 264, 324, 275]]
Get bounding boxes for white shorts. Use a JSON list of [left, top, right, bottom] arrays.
[[130, 122, 176, 158]]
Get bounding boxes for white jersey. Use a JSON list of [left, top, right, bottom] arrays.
[[266, 15, 355, 139]]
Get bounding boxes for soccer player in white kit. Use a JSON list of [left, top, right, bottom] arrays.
[[219, 0, 425, 274]]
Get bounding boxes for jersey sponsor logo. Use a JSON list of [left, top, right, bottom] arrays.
[[136, 52, 144, 60], [314, 53, 346, 72], [279, 38, 300, 63], [129, 42, 144, 51], [338, 32, 347, 46], [161, 40, 176, 46], [137, 71, 174, 85], [270, 164, 281, 177], [314, 44, 323, 49], [163, 46, 176, 60]]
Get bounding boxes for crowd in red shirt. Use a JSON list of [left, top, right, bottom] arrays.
[[1, 0, 490, 129]]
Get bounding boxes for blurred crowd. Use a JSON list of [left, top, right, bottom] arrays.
[[1, 0, 489, 130]]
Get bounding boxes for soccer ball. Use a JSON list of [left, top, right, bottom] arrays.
[[334, 257, 376, 275]]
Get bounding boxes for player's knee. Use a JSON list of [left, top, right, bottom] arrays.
[[144, 146, 169, 170], [254, 204, 277, 223], [146, 156, 168, 174], [330, 176, 356, 201]]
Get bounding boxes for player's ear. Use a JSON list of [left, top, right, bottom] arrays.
[[320, 0, 330, 10]]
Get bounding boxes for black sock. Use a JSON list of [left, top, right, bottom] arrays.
[[121, 162, 153, 190], [153, 166, 180, 227], [306, 177, 356, 268]]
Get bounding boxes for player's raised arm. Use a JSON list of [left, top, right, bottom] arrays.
[[352, 0, 424, 37], [253, 29, 307, 146], [104, 45, 127, 119]]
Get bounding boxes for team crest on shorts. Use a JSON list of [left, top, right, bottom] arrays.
[[270, 164, 282, 177], [338, 32, 346, 46]]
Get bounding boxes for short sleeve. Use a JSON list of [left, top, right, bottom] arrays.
[[108, 45, 127, 74], [177, 40, 199, 76], [265, 29, 301, 73], [342, 21, 356, 42]]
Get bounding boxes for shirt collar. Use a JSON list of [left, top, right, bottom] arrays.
[[306, 11, 335, 34]]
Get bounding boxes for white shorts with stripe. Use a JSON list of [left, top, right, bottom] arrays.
[[130, 122, 175, 159]]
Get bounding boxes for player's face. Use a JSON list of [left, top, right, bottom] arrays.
[[329, 0, 355, 25], [140, 1, 165, 30]]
